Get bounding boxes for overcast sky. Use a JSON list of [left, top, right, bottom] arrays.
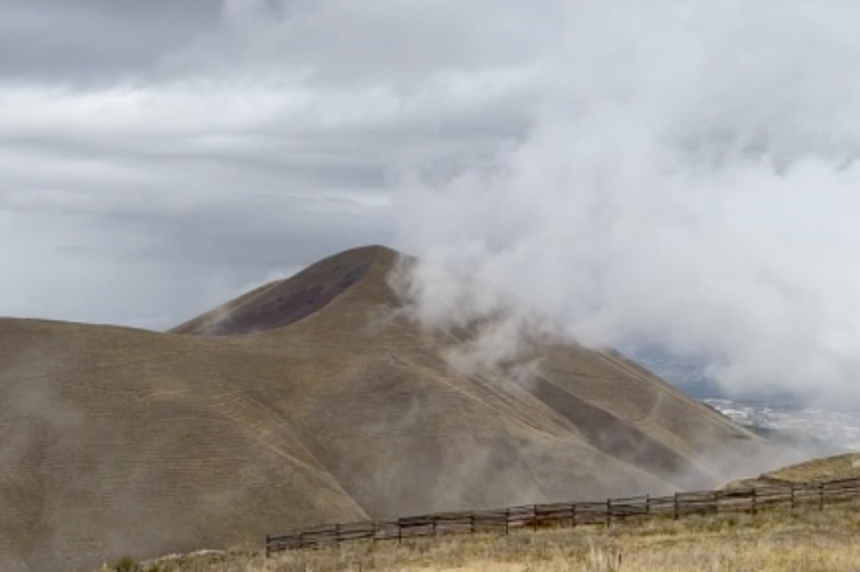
[[2, 0, 532, 328], [4, 1, 860, 402]]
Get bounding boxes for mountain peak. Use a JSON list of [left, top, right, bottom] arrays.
[[170, 244, 400, 336]]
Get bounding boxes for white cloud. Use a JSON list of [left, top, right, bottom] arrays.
[[391, 0, 860, 404]]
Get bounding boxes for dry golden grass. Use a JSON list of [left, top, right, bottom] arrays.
[[763, 452, 860, 483], [724, 452, 860, 490], [126, 502, 860, 572]]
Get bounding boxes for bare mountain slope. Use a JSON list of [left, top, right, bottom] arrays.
[[170, 245, 381, 336], [0, 319, 367, 572], [0, 245, 798, 572]]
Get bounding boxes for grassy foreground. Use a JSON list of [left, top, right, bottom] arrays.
[[105, 502, 860, 572]]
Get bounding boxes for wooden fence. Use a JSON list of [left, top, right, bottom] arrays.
[[265, 476, 860, 555]]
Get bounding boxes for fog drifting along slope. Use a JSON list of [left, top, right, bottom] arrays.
[[0, 245, 797, 572]]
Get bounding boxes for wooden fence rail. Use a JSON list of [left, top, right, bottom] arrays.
[[265, 476, 860, 555]]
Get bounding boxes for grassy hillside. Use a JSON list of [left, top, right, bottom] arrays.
[[114, 502, 860, 572], [725, 452, 860, 489], [0, 245, 800, 572], [102, 452, 860, 571], [763, 452, 860, 482]]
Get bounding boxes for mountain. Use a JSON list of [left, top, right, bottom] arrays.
[[0, 245, 799, 572]]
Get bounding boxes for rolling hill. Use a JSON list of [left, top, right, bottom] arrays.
[[723, 451, 860, 490], [0, 245, 800, 572]]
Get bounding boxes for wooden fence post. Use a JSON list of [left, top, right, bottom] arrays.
[[433, 516, 438, 537], [299, 532, 305, 549], [673, 493, 679, 520], [751, 488, 757, 516], [336, 524, 341, 546], [819, 482, 825, 512], [606, 499, 612, 528], [790, 484, 795, 509], [645, 495, 650, 516], [571, 503, 577, 528], [505, 509, 510, 535], [398, 519, 403, 544], [532, 505, 537, 532], [265, 534, 270, 558], [470, 512, 476, 534]]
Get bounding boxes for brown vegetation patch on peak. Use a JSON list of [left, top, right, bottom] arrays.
[[171, 245, 395, 336]]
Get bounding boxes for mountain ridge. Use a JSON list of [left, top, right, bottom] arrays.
[[0, 244, 800, 572]]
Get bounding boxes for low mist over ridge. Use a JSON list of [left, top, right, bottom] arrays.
[[0, 245, 801, 572]]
